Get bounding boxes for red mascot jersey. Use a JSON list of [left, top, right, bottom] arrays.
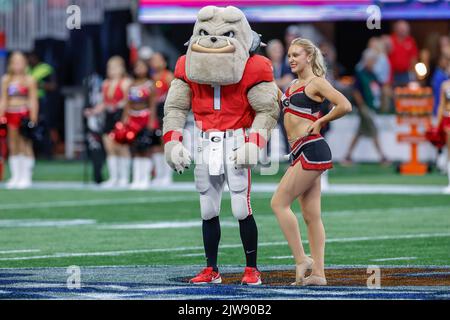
[[174, 54, 274, 131]]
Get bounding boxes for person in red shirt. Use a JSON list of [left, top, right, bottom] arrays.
[[388, 20, 418, 87]]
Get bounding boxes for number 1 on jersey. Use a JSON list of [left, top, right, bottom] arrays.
[[212, 85, 221, 111]]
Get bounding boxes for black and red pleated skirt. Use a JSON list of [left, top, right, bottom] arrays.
[[289, 134, 333, 170]]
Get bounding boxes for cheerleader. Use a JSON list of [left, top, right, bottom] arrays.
[[271, 38, 352, 286], [125, 59, 158, 190], [85, 56, 131, 187], [149, 52, 174, 186], [437, 76, 450, 194], [0, 52, 39, 189]]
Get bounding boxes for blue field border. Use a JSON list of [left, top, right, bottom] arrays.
[[0, 265, 448, 300]]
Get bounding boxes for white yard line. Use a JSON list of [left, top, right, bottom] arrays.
[[179, 253, 206, 257], [371, 257, 418, 262], [321, 205, 450, 217], [269, 256, 294, 260], [0, 219, 96, 228], [0, 181, 447, 194], [99, 221, 237, 230], [0, 249, 41, 255], [0, 206, 446, 230], [0, 195, 200, 210], [1, 232, 448, 261]]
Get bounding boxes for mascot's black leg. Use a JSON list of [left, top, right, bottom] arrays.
[[202, 216, 221, 271], [239, 215, 258, 268]]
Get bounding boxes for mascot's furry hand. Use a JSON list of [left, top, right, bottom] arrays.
[[164, 141, 192, 174], [231, 142, 259, 169]]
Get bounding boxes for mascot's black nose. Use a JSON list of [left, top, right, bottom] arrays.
[[210, 37, 217, 43]]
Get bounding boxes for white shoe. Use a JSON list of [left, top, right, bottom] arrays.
[[13, 156, 33, 189], [443, 185, 450, 194], [151, 177, 173, 187], [103, 156, 119, 188], [130, 157, 152, 190], [152, 153, 172, 186], [129, 181, 141, 190], [137, 180, 151, 190], [5, 179, 19, 189], [130, 158, 142, 190], [101, 179, 118, 188], [117, 179, 129, 188], [117, 157, 131, 188], [5, 155, 21, 189], [15, 178, 31, 189]]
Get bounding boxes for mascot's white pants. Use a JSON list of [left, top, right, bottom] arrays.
[[194, 128, 252, 221]]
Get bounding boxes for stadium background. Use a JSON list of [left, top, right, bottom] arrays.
[[0, 0, 449, 300]]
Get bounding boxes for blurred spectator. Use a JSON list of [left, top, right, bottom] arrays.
[[265, 39, 293, 160], [367, 37, 390, 85], [286, 24, 324, 47], [431, 46, 450, 115], [421, 32, 443, 84], [149, 52, 174, 118], [148, 52, 174, 185], [388, 20, 418, 87], [319, 41, 339, 83], [367, 37, 392, 113], [84, 56, 131, 188], [284, 25, 302, 49], [355, 49, 381, 111], [342, 49, 388, 165], [266, 39, 293, 91], [28, 51, 57, 158], [139, 46, 154, 62]]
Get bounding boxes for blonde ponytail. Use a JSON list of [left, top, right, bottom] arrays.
[[290, 38, 327, 77]]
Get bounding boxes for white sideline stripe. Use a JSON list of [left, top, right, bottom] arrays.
[[0, 205, 446, 230], [0, 190, 448, 216], [1, 181, 447, 194], [99, 221, 237, 230], [371, 257, 418, 262], [1, 232, 449, 261], [269, 255, 294, 260], [179, 253, 206, 257], [0, 219, 96, 228], [321, 205, 450, 217], [0, 195, 201, 210], [0, 249, 40, 255]]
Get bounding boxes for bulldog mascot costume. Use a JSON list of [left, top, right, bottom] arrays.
[[163, 6, 279, 285]]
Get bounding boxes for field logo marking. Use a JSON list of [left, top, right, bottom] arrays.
[[67, 265, 81, 290], [367, 265, 381, 289]]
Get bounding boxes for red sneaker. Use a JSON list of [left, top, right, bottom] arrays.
[[241, 267, 262, 285], [189, 267, 222, 284]]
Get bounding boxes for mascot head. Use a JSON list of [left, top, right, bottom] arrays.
[[185, 6, 262, 86]]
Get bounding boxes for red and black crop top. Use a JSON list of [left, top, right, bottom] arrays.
[[281, 79, 323, 122], [7, 82, 29, 98], [102, 79, 126, 107], [128, 80, 152, 104]]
